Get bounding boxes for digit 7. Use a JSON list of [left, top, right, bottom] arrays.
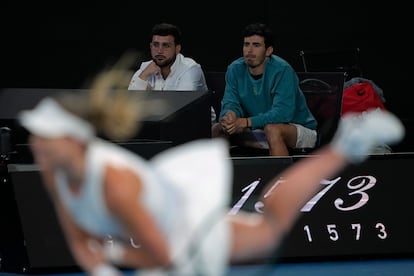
[[301, 177, 341, 212]]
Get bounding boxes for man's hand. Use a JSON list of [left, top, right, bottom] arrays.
[[221, 111, 245, 134], [139, 61, 161, 81]]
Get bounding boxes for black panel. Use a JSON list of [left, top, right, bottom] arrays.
[[2, 154, 414, 273], [0, 88, 211, 163], [231, 153, 414, 263], [0, 164, 79, 274]]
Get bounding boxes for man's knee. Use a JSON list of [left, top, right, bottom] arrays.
[[211, 122, 224, 137], [264, 124, 297, 146]]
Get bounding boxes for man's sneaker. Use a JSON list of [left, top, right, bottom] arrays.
[[331, 108, 405, 163]]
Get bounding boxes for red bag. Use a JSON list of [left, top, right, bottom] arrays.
[[341, 82, 386, 115]]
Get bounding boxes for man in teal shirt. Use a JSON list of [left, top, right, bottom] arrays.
[[212, 23, 317, 156]]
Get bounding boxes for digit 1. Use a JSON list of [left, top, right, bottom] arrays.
[[228, 178, 261, 215], [304, 225, 313, 242]]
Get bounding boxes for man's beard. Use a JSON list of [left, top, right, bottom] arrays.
[[245, 59, 259, 69], [153, 55, 176, 68], [245, 55, 266, 69]]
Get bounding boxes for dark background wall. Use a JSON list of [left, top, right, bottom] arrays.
[[2, 1, 413, 150]]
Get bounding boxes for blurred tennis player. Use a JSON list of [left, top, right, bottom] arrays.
[[18, 57, 405, 276]]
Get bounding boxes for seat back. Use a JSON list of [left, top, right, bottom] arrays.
[[300, 48, 362, 81], [204, 71, 226, 118], [297, 72, 346, 148]]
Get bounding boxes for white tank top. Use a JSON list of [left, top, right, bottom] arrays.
[[56, 138, 233, 275]]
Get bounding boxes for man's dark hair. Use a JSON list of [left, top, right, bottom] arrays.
[[243, 23, 275, 48], [151, 23, 182, 45]]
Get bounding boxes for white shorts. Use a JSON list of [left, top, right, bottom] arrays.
[[233, 124, 317, 149], [294, 123, 317, 148]]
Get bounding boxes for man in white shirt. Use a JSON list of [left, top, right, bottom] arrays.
[[128, 23, 215, 121]]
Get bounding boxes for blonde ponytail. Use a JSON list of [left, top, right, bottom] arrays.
[[58, 51, 152, 141]]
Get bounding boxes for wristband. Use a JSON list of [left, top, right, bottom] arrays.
[[103, 242, 126, 265], [91, 263, 122, 276]]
